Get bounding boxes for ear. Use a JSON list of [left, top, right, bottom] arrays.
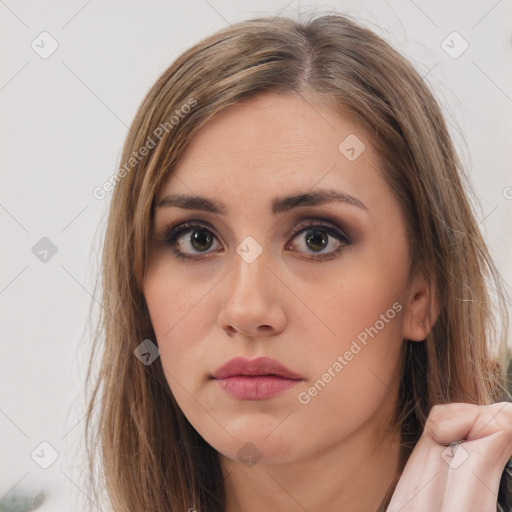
[[402, 271, 440, 342]]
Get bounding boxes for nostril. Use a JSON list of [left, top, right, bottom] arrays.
[[225, 325, 237, 336]]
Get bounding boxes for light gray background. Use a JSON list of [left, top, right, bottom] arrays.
[[1, 1, 511, 510]]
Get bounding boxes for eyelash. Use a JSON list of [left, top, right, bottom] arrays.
[[156, 218, 352, 261]]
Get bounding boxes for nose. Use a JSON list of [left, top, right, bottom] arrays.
[[218, 246, 287, 339]]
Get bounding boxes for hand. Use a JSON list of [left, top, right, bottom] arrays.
[[386, 402, 512, 512]]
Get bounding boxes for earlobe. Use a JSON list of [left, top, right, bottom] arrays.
[[402, 273, 440, 342]]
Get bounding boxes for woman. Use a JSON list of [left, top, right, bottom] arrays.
[[84, 12, 512, 512]]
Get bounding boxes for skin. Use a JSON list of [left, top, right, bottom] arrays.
[[388, 401, 512, 511], [142, 93, 511, 511]]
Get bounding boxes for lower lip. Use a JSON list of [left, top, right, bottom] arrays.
[[213, 375, 301, 400]]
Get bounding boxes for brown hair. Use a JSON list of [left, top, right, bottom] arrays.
[[83, 12, 511, 512]]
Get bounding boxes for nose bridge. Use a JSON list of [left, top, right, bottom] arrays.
[[218, 238, 286, 337], [229, 239, 271, 300]]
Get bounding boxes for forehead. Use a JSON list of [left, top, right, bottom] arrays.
[[156, 93, 383, 210]]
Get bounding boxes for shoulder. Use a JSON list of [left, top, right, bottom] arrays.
[[498, 456, 512, 512]]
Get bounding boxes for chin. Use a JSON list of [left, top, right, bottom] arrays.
[[202, 428, 304, 466]]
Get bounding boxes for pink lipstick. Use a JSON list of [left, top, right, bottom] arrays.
[[211, 356, 303, 400]]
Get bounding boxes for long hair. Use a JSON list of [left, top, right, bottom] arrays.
[[83, 12, 511, 512]]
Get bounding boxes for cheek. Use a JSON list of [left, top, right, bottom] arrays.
[[304, 258, 405, 344], [297, 246, 407, 393], [303, 289, 404, 393], [292, 278, 404, 439], [143, 268, 216, 374]]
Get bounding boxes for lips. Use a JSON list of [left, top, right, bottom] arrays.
[[211, 356, 304, 400], [211, 356, 303, 380]]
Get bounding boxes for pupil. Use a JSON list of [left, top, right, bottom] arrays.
[[191, 229, 213, 251], [306, 229, 328, 252]]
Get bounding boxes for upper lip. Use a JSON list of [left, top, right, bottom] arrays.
[[211, 356, 303, 380]]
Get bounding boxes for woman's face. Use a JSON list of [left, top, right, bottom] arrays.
[[143, 92, 425, 465]]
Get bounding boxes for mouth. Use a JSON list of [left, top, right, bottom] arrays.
[[211, 356, 304, 400], [213, 375, 302, 400]]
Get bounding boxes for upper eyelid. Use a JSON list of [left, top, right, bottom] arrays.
[[289, 218, 349, 236], [164, 218, 350, 246]]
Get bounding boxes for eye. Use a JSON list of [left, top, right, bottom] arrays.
[[157, 218, 351, 261], [158, 221, 221, 259], [285, 221, 351, 260]]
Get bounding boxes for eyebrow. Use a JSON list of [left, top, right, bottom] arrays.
[[155, 188, 368, 215]]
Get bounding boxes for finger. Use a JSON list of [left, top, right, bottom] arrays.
[[467, 402, 512, 442], [425, 402, 512, 452], [423, 403, 480, 444]]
